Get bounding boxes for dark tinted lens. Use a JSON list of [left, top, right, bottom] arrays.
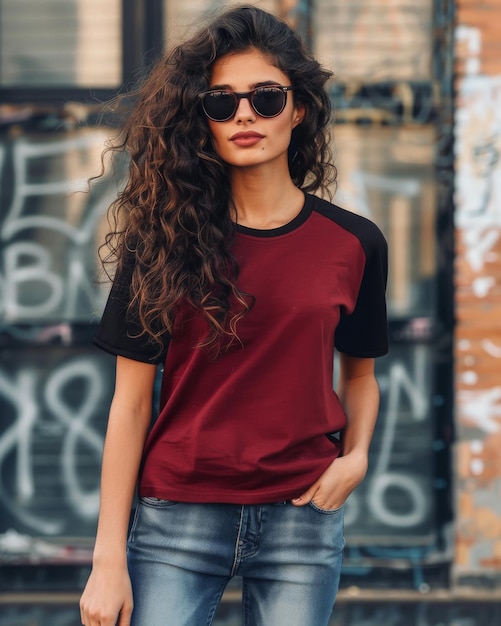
[[252, 87, 285, 117], [202, 91, 236, 121]]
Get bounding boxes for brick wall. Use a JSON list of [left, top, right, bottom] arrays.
[[454, 0, 501, 584]]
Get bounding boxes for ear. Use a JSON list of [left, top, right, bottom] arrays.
[[292, 102, 306, 128]]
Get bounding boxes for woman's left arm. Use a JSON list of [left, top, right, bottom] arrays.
[[292, 353, 379, 510]]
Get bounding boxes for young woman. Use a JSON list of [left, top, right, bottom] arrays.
[[80, 5, 388, 626]]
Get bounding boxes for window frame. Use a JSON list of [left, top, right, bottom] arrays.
[[0, 0, 164, 104]]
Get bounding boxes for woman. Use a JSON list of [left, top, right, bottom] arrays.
[[80, 5, 388, 626]]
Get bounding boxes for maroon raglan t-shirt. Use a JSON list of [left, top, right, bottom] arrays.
[[94, 193, 388, 503]]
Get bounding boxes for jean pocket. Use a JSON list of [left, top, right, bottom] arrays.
[[308, 500, 344, 515], [139, 496, 178, 508]]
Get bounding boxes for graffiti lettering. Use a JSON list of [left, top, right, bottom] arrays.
[[369, 346, 429, 528], [0, 241, 102, 320], [1, 134, 110, 243], [0, 132, 120, 322], [344, 346, 431, 532], [0, 356, 110, 534], [3, 242, 64, 319], [45, 359, 105, 519]]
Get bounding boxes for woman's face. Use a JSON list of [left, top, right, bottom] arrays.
[[206, 48, 305, 171]]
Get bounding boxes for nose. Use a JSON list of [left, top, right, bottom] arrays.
[[234, 95, 256, 122]]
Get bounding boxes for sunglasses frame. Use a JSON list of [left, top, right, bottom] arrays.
[[198, 85, 293, 122]]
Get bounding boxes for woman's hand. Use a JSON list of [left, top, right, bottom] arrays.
[[292, 354, 380, 511], [79, 562, 133, 626], [291, 450, 368, 510]]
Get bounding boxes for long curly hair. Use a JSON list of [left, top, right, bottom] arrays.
[[103, 4, 335, 355]]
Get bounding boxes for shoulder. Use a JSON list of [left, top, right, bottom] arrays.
[[308, 194, 387, 255]]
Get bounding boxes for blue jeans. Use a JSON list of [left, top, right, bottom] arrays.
[[127, 498, 345, 626]]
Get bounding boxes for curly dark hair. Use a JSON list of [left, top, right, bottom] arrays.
[[103, 4, 335, 355]]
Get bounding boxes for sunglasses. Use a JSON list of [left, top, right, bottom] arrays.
[[198, 85, 293, 122]]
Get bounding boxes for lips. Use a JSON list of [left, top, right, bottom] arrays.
[[229, 131, 265, 147], [230, 131, 265, 140]]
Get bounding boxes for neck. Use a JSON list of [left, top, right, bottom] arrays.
[[230, 163, 304, 230]]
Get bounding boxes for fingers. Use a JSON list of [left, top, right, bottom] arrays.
[[117, 605, 133, 626], [80, 602, 131, 626], [291, 484, 318, 506]]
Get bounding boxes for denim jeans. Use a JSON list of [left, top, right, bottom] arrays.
[[127, 498, 345, 626]]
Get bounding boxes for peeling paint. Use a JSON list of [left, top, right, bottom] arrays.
[[482, 339, 501, 359], [454, 3, 501, 581], [458, 387, 501, 434]]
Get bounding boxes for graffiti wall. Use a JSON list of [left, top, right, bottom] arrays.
[[0, 343, 114, 538], [0, 0, 446, 576], [0, 125, 118, 322], [0, 114, 120, 547], [454, 7, 501, 583]]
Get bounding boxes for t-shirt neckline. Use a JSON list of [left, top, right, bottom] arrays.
[[234, 192, 313, 238]]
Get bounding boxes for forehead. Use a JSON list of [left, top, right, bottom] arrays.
[[210, 48, 289, 88]]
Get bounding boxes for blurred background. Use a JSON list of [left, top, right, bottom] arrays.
[[0, 0, 500, 624]]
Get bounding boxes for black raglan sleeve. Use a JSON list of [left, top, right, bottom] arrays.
[[334, 220, 389, 358], [93, 251, 169, 364]]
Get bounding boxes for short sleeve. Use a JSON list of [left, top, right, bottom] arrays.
[[334, 224, 389, 358], [93, 251, 169, 364]]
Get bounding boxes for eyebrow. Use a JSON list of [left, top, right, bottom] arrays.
[[208, 80, 283, 91]]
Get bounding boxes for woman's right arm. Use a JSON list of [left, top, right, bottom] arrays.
[[80, 355, 158, 626]]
